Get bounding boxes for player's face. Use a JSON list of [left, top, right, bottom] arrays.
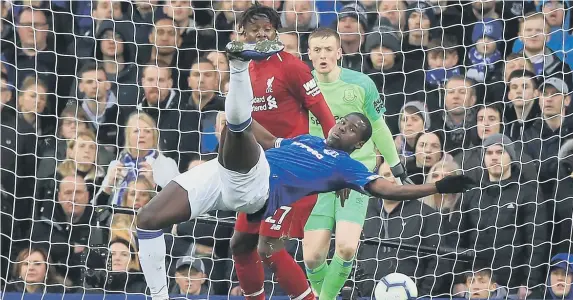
[[326, 115, 367, 152], [308, 36, 342, 74], [242, 17, 277, 43]]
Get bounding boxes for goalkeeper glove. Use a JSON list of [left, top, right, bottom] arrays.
[[390, 163, 414, 185], [435, 175, 476, 194]]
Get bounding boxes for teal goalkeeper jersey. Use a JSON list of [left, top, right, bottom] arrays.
[[309, 68, 385, 171]]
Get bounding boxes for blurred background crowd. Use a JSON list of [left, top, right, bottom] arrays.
[[3, 0, 573, 299]]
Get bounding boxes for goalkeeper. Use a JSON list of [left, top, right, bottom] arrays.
[[302, 28, 408, 299]]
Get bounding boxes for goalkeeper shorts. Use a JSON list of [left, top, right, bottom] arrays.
[[304, 190, 369, 231]]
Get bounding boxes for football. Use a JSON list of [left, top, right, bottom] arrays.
[[374, 273, 418, 300]]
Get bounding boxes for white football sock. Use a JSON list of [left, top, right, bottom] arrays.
[[226, 60, 253, 132], [137, 228, 169, 300]]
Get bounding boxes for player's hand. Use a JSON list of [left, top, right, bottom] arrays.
[[336, 188, 351, 207], [435, 175, 476, 194]]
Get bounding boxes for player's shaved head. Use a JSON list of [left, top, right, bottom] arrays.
[[326, 112, 372, 153], [347, 112, 372, 142]]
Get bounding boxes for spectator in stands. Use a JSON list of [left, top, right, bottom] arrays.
[[130, 0, 159, 43], [59, 131, 105, 192], [91, 0, 125, 27], [336, 3, 369, 72], [94, 238, 147, 294], [512, 0, 573, 70], [554, 140, 573, 254], [138, 17, 196, 90], [97, 112, 179, 206], [94, 20, 139, 109], [365, 20, 401, 73], [486, 53, 535, 102], [171, 256, 209, 296], [394, 101, 429, 157], [75, 62, 125, 153], [516, 12, 573, 90], [465, 19, 503, 83], [121, 177, 155, 211], [402, 1, 438, 63], [38, 103, 114, 183], [184, 57, 225, 155], [4, 246, 66, 294], [357, 162, 446, 297], [31, 175, 96, 285], [365, 21, 426, 135], [213, 0, 253, 50], [451, 134, 549, 295], [0, 0, 14, 56], [530, 253, 573, 299], [453, 104, 521, 182], [107, 177, 156, 244], [16, 76, 53, 137], [376, 0, 407, 31], [435, 76, 477, 154], [160, 0, 216, 52], [205, 51, 230, 91], [406, 131, 445, 184], [5, 5, 75, 101], [278, 29, 301, 59], [138, 63, 178, 121], [457, 1, 500, 52], [137, 63, 200, 169], [420, 160, 461, 219], [523, 77, 573, 198], [356, 0, 379, 30], [458, 267, 509, 299], [281, 0, 318, 56], [424, 36, 462, 94], [505, 70, 542, 141], [0, 72, 36, 278]]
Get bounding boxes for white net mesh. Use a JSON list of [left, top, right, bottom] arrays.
[[2, 0, 573, 299]]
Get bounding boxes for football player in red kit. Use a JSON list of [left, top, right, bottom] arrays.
[[230, 3, 335, 300]]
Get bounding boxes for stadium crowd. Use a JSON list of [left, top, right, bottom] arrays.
[[3, 0, 573, 299]]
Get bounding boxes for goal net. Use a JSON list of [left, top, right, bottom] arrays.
[[1, 0, 571, 299]]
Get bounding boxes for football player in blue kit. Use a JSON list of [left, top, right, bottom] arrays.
[[135, 40, 475, 300]]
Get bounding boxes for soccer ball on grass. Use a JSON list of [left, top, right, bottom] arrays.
[[374, 273, 418, 300]]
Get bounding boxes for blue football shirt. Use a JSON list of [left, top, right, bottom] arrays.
[[263, 134, 380, 217]]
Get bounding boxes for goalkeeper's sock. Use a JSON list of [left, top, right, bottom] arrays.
[[319, 254, 353, 300], [233, 249, 265, 300], [306, 260, 328, 296], [262, 249, 314, 300], [226, 59, 253, 132], [137, 228, 169, 300]]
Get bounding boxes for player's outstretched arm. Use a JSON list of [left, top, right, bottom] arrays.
[[365, 174, 476, 201], [251, 119, 278, 150]]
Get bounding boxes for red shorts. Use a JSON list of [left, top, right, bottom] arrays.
[[234, 194, 317, 239]]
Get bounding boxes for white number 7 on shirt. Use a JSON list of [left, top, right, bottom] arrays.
[[264, 206, 293, 231]]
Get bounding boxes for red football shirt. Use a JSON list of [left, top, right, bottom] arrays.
[[249, 51, 328, 138]]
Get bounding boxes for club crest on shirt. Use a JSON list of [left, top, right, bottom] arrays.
[[343, 89, 357, 103], [266, 76, 275, 93]]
